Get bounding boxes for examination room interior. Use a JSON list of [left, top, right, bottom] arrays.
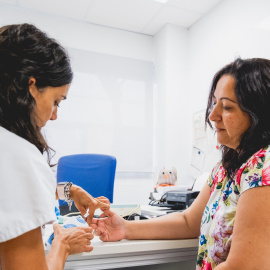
[[1, 0, 270, 206]]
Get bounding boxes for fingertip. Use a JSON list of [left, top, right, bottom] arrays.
[[53, 223, 60, 231], [99, 235, 107, 242], [85, 246, 94, 252]]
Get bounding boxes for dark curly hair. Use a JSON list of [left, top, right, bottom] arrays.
[[205, 58, 270, 179], [0, 23, 73, 165]]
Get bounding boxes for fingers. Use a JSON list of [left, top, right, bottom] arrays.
[[96, 200, 110, 208], [76, 204, 87, 217], [85, 207, 96, 225], [84, 245, 94, 252], [53, 223, 62, 234], [94, 229, 109, 242], [96, 196, 111, 205], [65, 227, 95, 255], [83, 227, 94, 234], [100, 210, 115, 218]]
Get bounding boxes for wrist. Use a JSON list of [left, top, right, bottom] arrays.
[[69, 184, 80, 200], [50, 236, 70, 261], [124, 220, 131, 239]]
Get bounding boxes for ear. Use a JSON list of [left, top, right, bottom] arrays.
[[28, 77, 38, 98]]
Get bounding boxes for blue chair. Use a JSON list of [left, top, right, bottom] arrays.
[[57, 154, 117, 212]]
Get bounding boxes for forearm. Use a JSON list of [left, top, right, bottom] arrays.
[[125, 211, 198, 240], [46, 241, 69, 270]]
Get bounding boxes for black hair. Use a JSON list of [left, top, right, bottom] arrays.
[[206, 58, 270, 179], [0, 23, 73, 165]]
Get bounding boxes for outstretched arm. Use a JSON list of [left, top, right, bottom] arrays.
[[92, 183, 210, 241], [126, 182, 210, 240]]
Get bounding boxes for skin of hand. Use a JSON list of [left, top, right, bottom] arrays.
[[69, 185, 110, 224], [90, 210, 127, 242], [52, 223, 94, 255]]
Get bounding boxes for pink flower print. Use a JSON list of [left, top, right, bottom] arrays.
[[262, 165, 270, 185], [236, 165, 246, 186], [211, 166, 226, 194], [216, 166, 226, 182], [220, 226, 233, 238], [212, 204, 220, 219], [202, 259, 212, 270], [254, 149, 266, 158], [246, 157, 258, 169], [215, 216, 225, 227], [211, 244, 225, 264], [247, 149, 266, 168], [211, 229, 222, 244]]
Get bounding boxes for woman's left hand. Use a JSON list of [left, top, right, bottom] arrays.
[[70, 185, 110, 223]]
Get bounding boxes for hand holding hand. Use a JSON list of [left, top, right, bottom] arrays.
[[70, 185, 110, 223], [52, 223, 94, 255], [90, 211, 126, 242]]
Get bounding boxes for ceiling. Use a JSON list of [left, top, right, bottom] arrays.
[[0, 0, 223, 35]]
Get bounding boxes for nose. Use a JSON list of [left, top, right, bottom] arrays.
[[50, 107, 58, 121], [209, 104, 221, 122]]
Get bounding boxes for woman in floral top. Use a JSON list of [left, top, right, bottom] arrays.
[[90, 58, 270, 270]]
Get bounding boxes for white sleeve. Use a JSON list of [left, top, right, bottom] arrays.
[[0, 132, 56, 242]]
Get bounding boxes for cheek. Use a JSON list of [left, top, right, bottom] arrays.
[[224, 116, 238, 135]]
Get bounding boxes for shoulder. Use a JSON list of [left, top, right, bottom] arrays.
[[0, 126, 53, 181], [0, 126, 40, 158], [236, 146, 270, 193]]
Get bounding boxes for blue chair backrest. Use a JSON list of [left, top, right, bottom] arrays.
[[57, 154, 117, 206]]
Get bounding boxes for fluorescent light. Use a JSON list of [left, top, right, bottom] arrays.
[[153, 0, 168, 3]]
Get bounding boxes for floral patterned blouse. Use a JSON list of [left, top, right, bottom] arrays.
[[196, 146, 270, 270]]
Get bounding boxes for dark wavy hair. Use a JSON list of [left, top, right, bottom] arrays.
[[205, 58, 270, 179], [0, 23, 73, 165]]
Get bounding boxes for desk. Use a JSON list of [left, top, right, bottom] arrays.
[[45, 205, 199, 269], [63, 237, 199, 270]]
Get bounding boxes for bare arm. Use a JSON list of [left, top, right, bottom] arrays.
[[214, 185, 270, 270], [125, 182, 211, 240], [92, 182, 210, 241], [0, 228, 49, 270], [0, 225, 93, 270]]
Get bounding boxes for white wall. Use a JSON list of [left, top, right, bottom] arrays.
[[0, 3, 155, 204], [153, 24, 194, 187], [3, 0, 269, 204], [188, 0, 270, 115]]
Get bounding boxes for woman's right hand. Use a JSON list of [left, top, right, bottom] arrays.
[[52, 223, 94, 255], [90, 211, 126, 242]]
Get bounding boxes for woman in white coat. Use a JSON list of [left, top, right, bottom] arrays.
[[0, 23, 109, 270]]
